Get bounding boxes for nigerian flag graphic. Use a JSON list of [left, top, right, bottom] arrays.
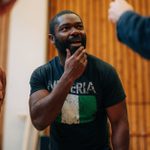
[[56, 94, 97, 124]]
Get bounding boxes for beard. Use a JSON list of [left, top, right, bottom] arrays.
[[54, 34, 86, 57]]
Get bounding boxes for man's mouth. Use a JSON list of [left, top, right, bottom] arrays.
[[70, 41, 82, 47], [69, 37, 82, 47]]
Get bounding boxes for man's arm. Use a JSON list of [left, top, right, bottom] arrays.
[[106, 100, 130, 150], [29, 47, 87, 130], [117, 11, 150, 59]]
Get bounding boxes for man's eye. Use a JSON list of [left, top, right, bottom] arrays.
[[60, 26, 70, 31], [76, 25, 83, 29]]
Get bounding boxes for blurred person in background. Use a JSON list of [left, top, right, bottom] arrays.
[[0, 68, 6, 111], [0, 0, 16, 110], [108, 0, 150, 59], [0, 0, 16, 15]]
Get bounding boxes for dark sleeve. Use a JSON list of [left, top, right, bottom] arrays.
[[29, 66, 48, 95], [117, 11, 150, 59], [102, 67, 126, 108]]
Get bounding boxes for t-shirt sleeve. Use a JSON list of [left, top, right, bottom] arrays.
[[29, 66, 48, 95], [102, 67, 126, 108]]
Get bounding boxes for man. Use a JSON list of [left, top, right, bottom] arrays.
[[29, 10, 129, 150], [0, 68, 6, 111], [108, 0, 150, 59]]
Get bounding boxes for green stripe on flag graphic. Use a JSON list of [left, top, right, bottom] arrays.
[[56, 94, 97, 124], [79, 95, 97, 123]]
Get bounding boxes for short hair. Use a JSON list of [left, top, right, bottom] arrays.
[[49, 10, 83, 35]]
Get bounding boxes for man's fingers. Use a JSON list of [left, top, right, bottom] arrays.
[[73, 46, 84, 57], [78, 49, 86, 60], [66, 48, 71, 59], [79, 53, 87, 64]]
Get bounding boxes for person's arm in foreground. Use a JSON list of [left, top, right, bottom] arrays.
[[107, 100, 130, 150], [108, 0, 150, 59], [0, 68, 6, 111], [29, 47, 87, 130]]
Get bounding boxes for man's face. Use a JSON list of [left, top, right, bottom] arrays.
[[53, 14, 86, 56]]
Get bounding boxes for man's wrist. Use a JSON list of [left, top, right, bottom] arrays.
[[60, 73, 74, 86]]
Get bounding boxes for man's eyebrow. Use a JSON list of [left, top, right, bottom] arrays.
[[59, 23, 71, 27], [59, 22, 83, 27]]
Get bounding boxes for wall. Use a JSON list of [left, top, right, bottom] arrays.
[[3, 0, 48, 149]]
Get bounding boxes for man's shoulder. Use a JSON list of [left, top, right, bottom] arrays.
[[32, 57, 59, 74], [88, 54, 115, 70]]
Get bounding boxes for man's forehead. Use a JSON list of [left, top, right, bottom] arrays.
[[57, 14, 82, 26]]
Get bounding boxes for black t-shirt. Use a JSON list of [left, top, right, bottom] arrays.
[[30, 54, 126, 150]]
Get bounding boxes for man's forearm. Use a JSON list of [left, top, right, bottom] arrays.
[[30, 73, 74, 130], [112, 123, 130, 150]]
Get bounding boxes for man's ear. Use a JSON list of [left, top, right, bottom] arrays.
[[49, 34, 55, 44]]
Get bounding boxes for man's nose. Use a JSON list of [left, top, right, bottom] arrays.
[[70, 27, 80, 35]]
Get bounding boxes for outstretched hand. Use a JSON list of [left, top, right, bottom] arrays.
[[108, 0, 133, 23]]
